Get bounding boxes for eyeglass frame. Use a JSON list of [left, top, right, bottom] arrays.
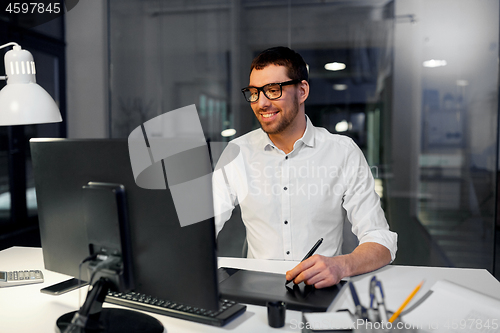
[[241, 79, 301, 103]]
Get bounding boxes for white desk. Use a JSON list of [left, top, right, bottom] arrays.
[[1, 247, 500, 333]]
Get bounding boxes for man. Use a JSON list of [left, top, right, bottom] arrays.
[[213, 46, 397, 288]]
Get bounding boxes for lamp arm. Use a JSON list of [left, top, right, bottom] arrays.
[[0, 42, 20, 50], [0, 42, 20, 81]]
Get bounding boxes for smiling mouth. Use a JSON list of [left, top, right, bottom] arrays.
[[261, 111, 279, 119]]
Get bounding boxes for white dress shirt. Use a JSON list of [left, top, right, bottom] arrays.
[[213, 116, 397, 261]]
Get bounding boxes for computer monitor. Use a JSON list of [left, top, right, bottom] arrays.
[[30, 138, 219, 312]]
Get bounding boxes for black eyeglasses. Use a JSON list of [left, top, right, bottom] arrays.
[[241, 79, 300, 103]]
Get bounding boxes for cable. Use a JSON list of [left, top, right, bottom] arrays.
[[63, 254, 96, 333], [87, 254, 120, 287], [77, 254, 97, 308]]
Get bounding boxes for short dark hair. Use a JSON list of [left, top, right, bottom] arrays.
[[250, 46, 308, 82]]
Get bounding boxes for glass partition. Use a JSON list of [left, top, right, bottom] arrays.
[[417, 1, 498, 270], [391, 0, 498, 271], [108, 0, 499, 275]]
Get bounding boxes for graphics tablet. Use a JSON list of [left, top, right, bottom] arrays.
[[218, 267, 347, 312]]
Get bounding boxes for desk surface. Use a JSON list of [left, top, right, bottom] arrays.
[[1, 247, 500, 333]]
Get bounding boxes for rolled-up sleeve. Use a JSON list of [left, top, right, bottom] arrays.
[[341, 139, 398, 262]]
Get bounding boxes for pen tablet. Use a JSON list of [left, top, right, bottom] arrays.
[[218, 267, 346, 312]]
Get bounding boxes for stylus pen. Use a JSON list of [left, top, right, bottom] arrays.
[[285, 238, 323, 285]]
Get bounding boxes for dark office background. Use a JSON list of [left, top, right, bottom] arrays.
[[1, 0, 499, 280]]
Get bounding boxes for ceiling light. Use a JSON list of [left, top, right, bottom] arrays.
[[333, 84, 348, 91], [324, 62, 346, 71], [456, 80, 469, 86], [335, 120, 349, 132], [423, 59, 447, 68], [374, 179, 383, 198], [221, 128, 236, 137]]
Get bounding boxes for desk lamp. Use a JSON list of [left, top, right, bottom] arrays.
[[0, 42, 62, 125], [0, 42, 62, 224]]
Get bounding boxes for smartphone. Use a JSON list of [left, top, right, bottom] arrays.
[[40, 278, 88, 295]]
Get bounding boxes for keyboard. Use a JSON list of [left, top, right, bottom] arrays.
[[105, 291, 247, 327]]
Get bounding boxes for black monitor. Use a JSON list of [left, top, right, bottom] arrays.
[[30, 138, 220, 312]]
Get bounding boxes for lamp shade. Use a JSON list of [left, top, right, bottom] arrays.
[[0, 45, 62, 126], [0, 83, 62, 125]]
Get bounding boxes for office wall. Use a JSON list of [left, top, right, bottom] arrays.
[[65, 0, 108, 138]]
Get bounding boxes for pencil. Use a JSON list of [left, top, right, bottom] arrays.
[[388, 280, 424, 323]]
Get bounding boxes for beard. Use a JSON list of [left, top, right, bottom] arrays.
[[257, 98, 300, 135]]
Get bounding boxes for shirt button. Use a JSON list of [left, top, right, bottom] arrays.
[[285, 156, 288, 160], [284, 187, 287, 191], [284, 221, 288, 224], [286, 251, 290, 255]]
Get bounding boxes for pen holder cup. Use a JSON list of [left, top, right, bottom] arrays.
[[267, 301, 286, 328], [354, 310, 418, 333]]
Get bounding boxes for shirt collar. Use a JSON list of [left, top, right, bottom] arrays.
[[261, 115, 316, 151], [300, 115, 315, 148]]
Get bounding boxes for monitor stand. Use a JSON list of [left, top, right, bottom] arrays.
[[55, 277, 164, 333]]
